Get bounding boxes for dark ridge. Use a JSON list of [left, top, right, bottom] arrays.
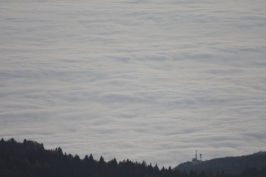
[[174, 151, 266, 174], [1, 138, 266, 177]]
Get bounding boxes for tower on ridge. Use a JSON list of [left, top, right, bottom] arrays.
[[192, 150, 202, 164]]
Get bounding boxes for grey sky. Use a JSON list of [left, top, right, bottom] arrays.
[[1, 0, 266, 168]]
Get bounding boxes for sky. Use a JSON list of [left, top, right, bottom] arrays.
[[1, 0, 266, 168]]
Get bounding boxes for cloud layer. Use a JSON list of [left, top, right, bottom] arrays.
[[1, 0, 266, 168]]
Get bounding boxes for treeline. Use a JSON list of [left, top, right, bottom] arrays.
[[0, 138, 265, 177]]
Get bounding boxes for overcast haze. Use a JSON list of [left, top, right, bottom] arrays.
[[1, 0, 266, 168]]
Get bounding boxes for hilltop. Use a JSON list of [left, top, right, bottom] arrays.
[[174, 151, 266, 174]]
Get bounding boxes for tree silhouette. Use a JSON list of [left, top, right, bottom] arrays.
[[1, 138, 266, 177]]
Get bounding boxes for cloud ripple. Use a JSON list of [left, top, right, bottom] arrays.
[[0, 0, 266, 168]]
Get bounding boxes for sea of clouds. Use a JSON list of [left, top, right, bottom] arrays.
[[1, 0, 266, 168]]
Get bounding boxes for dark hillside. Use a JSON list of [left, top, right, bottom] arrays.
[[1, 138, 266, 177], [175, 151, 266, 174], [0, 138, 182, 177]]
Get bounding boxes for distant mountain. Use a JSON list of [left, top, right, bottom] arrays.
[[174, 151, 266, 174]]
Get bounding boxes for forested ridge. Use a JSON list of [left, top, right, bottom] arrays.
[[0, 138, 265, 177], [176, 151, 266, 175]]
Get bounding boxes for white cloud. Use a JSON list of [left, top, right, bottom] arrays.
[[1, 0, 266, 168]]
